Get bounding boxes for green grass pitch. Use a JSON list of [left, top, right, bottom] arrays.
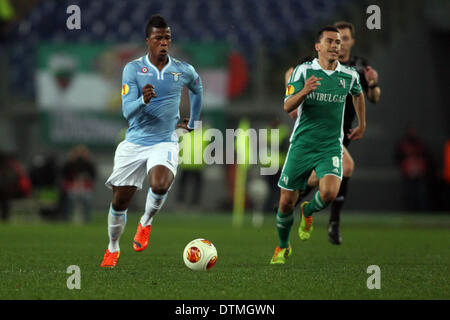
[[0, 211, 448, 300]]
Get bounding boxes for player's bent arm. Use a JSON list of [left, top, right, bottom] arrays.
[[285, 67, 294, 86], [352, 92, 366, 131], [367, 86, 381, 104], [364, 66, 381, 104], [122, 93, 146, 120], [187, 89, 203, 130], [284, 89, 308, 113], [122, 64, 146, 120], [288, 109, 298, 119], [186, 68, 203, 130]]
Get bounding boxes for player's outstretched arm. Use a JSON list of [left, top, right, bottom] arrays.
[[284, 75, 322, 113], [348, 92, 366, 141]]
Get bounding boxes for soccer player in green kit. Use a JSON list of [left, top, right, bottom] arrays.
[[270, 26, 366, 264]]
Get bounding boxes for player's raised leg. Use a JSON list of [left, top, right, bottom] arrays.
[[101, 186, 136, 267], [133, 165, 174, 252], [270, 188, 297, 264], [300, 175, 341, 240]]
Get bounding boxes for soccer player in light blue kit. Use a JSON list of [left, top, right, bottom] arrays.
[[101, 15, 203, 267]]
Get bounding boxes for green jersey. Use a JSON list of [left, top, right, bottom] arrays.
[[285, 58, 362, 153]]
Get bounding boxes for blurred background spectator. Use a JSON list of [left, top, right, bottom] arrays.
[[0, 151, 31, 222], [262, 119, 290, 213], [442, 139, 450, 211], [395, 125, 433, 212], [177, 125, 210, 209], [29, 152, 60, 220], [60, 145, 96, 222]]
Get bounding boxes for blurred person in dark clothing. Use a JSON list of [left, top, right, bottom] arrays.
[[0, 151, 31, 221], [30, 154, 59, 186], [29, 153, 60, 220], [396, 125, 432, 212], [61, 145, 96, 222], [263, 119, 290, 213]]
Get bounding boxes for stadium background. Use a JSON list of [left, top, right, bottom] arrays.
[[0, 0, 449, 219]]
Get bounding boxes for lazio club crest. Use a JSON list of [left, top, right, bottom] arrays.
[[171, 72, 182, 82]]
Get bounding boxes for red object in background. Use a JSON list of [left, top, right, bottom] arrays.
[[227, 52, 248, 99], [17, 176, 32, 197], [397, 135, 430, 179], [443, 140, 450, 183], [9, 159, 32, 197]]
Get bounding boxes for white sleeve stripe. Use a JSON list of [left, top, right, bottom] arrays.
[[287, 68, 294, 84], [341, 67, 359, 91], [293, 65, 303, 82], [290, 65, 299, 83], [350, 74, 355, 91], [289, 64, 312, 83]]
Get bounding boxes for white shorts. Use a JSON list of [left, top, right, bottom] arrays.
[[105, 140, 179, 190]]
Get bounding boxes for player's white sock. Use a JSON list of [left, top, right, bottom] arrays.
[[108, 204, 127, 253], [140, 188, 168, 227]]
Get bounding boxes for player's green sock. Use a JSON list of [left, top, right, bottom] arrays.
[[303, 191, 327, 217], [277, 209, 294, 248]]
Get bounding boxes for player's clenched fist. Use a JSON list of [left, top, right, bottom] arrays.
[[143, 84, 157, 104], [364, 66, 378, 86], [303, 75, 322, 94]]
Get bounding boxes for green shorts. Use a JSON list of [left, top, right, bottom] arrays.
[[278, 144, 343, 191]]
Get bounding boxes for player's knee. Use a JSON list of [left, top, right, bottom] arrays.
[[343, 156, 355, 177], [149, 169, 173, 195], [150, 183, 170, 195], [279, 197, 296, 213], [320, 189, 338, 204], [111, 196, 131, 211]]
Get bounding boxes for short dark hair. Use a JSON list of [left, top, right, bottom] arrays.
[[145, 14, 169, 38], [334, 21, 355, 38], [315, 25, 340, 43]]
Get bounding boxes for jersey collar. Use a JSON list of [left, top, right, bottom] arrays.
[[145, 54, 172, 80], [312, 58, 341, 74]]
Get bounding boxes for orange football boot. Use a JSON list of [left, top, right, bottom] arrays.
[[100, 249, 120, 268], [133, 223, 152, 252]]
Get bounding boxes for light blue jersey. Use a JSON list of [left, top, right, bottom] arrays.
[[121, 54, 203, 146]]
